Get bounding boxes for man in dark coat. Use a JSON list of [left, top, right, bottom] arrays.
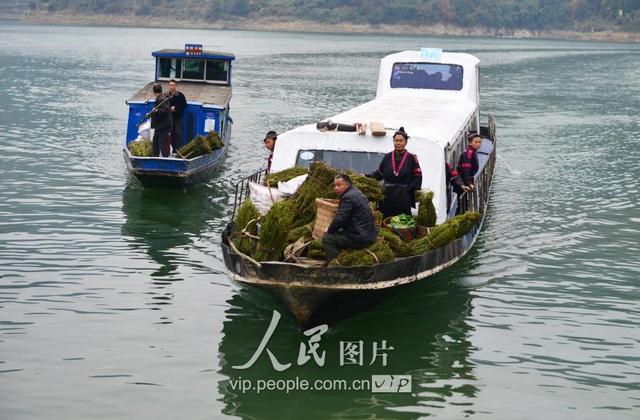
[[368, 127, 422, 218], [168, 79, 187, 152], [458, 132, 481, 188], [322, 174, 378, 264], [151, 83, 172, 157]]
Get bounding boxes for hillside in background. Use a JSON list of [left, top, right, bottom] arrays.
[[6, 0, 640, 34]]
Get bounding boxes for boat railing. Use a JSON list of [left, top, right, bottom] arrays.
[[457, 115, 496, 215], [231, 168, 267, 220]]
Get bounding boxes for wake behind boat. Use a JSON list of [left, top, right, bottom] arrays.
[[221, 49, 496, 326], [123, 44, 235, 188]]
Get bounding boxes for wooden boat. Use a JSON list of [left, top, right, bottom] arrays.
[[221, 49, 497, 326], [123, 44, 234, 188]]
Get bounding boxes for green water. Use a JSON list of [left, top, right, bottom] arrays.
[[1, 21, 639, 419]]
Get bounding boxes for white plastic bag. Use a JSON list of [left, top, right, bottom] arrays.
[[138, 120, 151, 141], [277, 174, 308, 195], [249, 181, 290, 215]]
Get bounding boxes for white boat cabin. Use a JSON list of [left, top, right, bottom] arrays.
[[269, 49, 481, 224]]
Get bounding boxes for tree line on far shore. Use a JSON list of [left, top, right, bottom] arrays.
[[33, 0, 640, 31]]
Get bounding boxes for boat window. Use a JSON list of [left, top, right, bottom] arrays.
[[182, 59, 205, 80], [157, 58, 182, 79], [295, 150, 385, 175], [206, 60, 229, 83], [391, 62, 463, 90]]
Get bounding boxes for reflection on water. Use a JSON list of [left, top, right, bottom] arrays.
[[218, 260, 479, 419], [121, 182, 221, 280]]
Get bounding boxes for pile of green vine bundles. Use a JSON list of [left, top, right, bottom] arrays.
[[233, 199, 261, 256], [265, 166, 309, 186], [407, 211, 480, 256], [329, 241, 394, 267], [128, 139, 153, 157], [254, 199, 296, 262], [206, 131, 224, 150], [293, 161, 338, 227], [178, 135, 212, 158]]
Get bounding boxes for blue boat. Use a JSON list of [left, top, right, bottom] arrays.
[[123, 44, 235, 188]]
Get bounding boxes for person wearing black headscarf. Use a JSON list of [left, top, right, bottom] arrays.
[[368, 127, 422, 218]]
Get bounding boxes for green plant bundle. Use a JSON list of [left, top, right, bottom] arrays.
[[378, 229, 412, 258], [307, 239, 326, 260], [407, 211, 480, 256], [329, 241, 394, 267], [206, 131, 225, 150], [351, 175, 384, 202], [293, 161, 338, 227], [415, 191, 437, 227], [128, 140, 153, 157], [286, 223, 314, 243], [265, 166, 309, 186], [179, 135, 212, 159], [233, 199, 261, 256], [254, 199, 296, 262]]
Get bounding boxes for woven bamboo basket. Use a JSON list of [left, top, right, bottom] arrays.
[[313, 198, 339, 239]]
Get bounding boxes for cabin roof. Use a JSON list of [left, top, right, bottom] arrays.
[[127, 81, 232, 108], [152, 49, 235, 61], [327, 96, 477, 149]]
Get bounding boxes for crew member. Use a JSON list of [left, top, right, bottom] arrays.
[[458, 132, 481, 188], [150, 83, 172, 157], [168, 79, 187, 153], [263, 130, 277, 173], [322, 174, 377, 265], [445, 162, 470, 210], [368, 127, 422, 218]]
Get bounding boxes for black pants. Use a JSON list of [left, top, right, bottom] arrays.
[[153, 127, 171, 157], [382, 184, 413, 218], [322, 233, 372, 262], [171, 117, 184, 153]]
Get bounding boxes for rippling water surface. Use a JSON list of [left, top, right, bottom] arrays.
[[1, 21, 639, 419]]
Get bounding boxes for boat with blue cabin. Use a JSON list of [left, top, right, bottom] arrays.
[[123, 44, 234, 188], [221, 49, 497, 326]]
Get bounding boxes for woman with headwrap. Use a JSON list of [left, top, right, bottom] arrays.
[[368, 127, 422, 218]]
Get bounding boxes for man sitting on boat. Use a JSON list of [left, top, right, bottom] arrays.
[[367, 127, 422, 218], [322, 174, 377, 266], [167, 79, 187, 153], [458, 132, 481, 189], [263, 131, 277, 173], [150, 83, 173, 157]]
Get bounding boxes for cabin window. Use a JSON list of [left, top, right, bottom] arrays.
[[295, 150, 384, 175], [206, 60, 229, 83], [182, 59, 205, 80], [391, 62, 463, 90], [157, 58, 182, 79]]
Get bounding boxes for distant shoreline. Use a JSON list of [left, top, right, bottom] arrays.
[[18, 11, 640, 44]]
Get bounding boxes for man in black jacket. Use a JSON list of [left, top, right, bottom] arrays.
[[151, 83, 172, 157], [322, 174, 377, 264], [168, 79, 187, 152]]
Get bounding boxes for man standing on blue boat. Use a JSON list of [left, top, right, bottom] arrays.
[[151, 83, 172, 157], [168, 79, 187, 153]]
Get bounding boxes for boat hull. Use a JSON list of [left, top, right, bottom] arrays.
[[123, 144, 226, 189], [221, 215, 484, 327]]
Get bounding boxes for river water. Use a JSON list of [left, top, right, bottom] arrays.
[[1, 21, 638, 420]]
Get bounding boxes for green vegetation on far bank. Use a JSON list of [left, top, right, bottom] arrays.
[[27, 0, 640, 32]]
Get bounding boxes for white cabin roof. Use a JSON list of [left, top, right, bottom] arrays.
[[330, 51, 479, 149]]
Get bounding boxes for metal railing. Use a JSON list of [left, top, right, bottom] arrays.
[[230, 168, 267, 220], [455, 114, 496, 216]]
